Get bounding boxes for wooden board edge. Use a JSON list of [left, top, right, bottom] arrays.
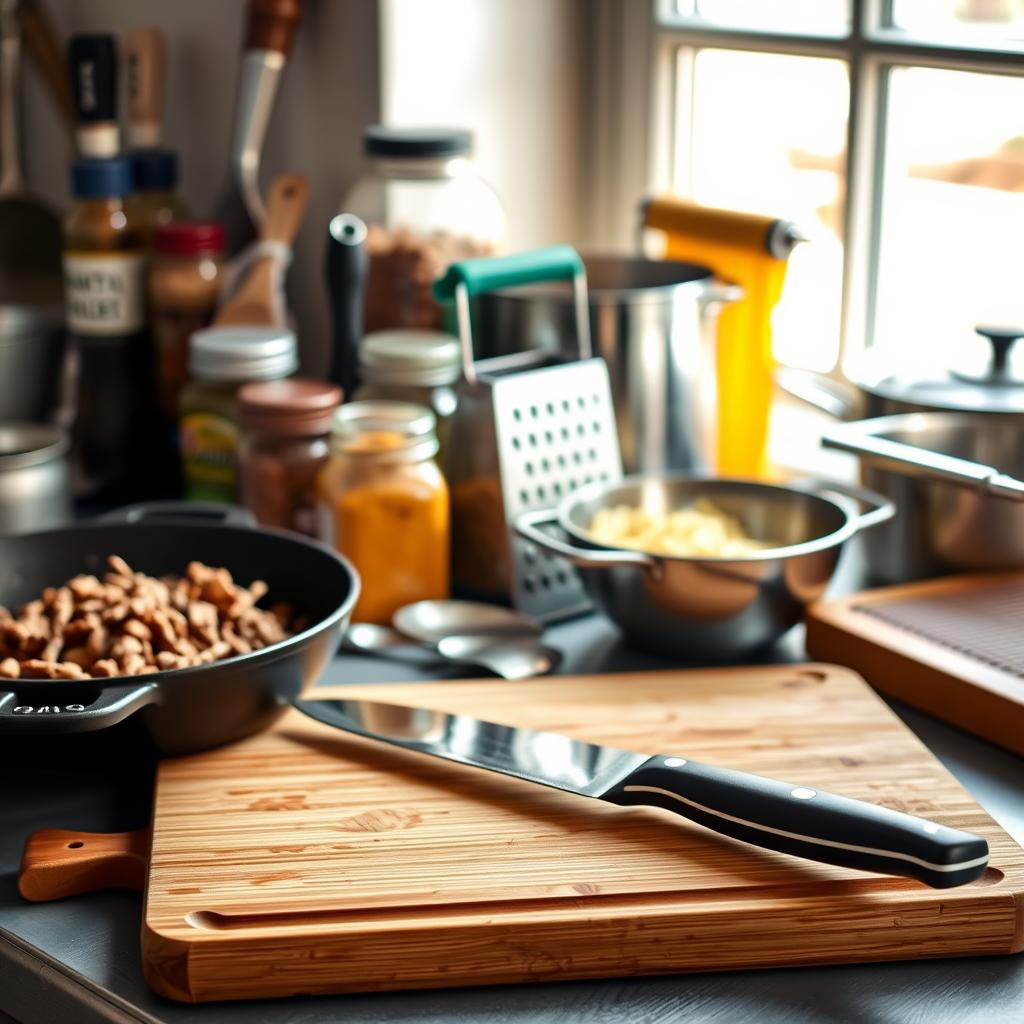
[[807, 575, 1024, 707], [306, 662, 874, 703], [805, 612, 1024, 757], [140, 887, 1024, 1002]]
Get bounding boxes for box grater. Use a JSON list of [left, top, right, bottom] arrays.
[[434, 246, 622, 620]]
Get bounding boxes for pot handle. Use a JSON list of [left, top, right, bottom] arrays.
[[775, 368, 861, 422], [0, 681, 160, 734], [515, 508, 659, 571], [700, 279, 744, 308], [96, 501, 258, 528], [433, 246, 592, 385], [822, 425, 1024, 502], [792, 478, 896, 532]]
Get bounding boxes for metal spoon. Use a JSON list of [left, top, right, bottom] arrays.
[[393, 600, 543, 643], [342, 622, 442, 666], [436, 635, 560, 680], [343, 623, 559, 680]]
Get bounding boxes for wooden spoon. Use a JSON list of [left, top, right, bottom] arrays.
[[215, 172, 310, 327]]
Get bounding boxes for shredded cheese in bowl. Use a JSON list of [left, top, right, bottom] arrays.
[[588, 499, 777, 558]]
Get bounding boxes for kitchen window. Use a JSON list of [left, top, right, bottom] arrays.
[[640, 0, 1024, 375]]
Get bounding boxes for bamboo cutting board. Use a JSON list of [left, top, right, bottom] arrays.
[[807, 573, 1024, 756], [21, 666, 1024, 1002]]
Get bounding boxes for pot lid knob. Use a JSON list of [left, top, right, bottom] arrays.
[[951, 325, 1024, 388]]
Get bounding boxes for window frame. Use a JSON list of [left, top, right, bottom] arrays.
[[642, 0, 1024, 370]]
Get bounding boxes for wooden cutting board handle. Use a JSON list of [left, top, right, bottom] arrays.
[[18, 828, 150, 902]]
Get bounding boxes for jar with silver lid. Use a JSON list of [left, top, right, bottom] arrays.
[[352, 330, 460, 452], [179, 325, 298, 502]]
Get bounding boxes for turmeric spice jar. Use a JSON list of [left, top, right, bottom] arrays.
[[317, 401, 449, 624]]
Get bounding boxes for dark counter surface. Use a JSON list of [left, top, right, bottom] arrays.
[[2, 611, 1022, 1024]]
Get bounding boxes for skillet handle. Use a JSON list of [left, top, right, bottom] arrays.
[[96, 501, 257, 528], [0, 681, 160, 734], [515, 509, 658, 571], [19, 827, 150, 901]]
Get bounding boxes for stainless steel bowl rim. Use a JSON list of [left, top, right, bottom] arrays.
[[0, 423, 69, 471], [553, 473, 877, 564]]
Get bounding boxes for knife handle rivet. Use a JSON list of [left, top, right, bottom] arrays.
[[791, 788, 817, 800], [664, 757, 687, 767]]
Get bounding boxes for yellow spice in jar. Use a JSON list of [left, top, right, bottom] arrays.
[[318, 417, 450, 625]]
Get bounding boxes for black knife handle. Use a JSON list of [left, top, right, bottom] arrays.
[[602, 757, 989, 889]]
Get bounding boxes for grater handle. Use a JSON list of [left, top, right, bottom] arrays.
[[433, 247, 592, 385], [515, 509, 657, 571]]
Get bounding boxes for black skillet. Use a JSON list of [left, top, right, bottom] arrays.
[[0, 503, 359, 755]]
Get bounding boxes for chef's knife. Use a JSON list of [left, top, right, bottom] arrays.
[[296, 698, 989, 889]]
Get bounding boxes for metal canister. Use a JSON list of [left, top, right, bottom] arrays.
[[0, 423, 72, 534]]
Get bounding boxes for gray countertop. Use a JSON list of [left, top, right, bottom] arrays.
[[2, 612, 1022, 1024]]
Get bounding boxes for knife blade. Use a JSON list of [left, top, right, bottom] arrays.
[[295, 698, 989, 889]]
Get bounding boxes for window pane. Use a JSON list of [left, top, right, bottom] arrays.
[[873, 68, 1024, 368], [679, 49, 849, 370], [681, 1, 849, 34], [891, 0, 1024, 42]]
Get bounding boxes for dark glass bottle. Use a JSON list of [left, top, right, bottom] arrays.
[[63, 157, 155, 500]]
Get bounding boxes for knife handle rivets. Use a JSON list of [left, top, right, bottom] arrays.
[[791, 787, 817, 800], [664, 757, 687, 767]]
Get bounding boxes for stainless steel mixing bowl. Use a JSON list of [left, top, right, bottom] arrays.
[[515, 475, 893, 659]]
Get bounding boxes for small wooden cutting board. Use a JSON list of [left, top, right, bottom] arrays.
[[22, 666, 1024, 1002]]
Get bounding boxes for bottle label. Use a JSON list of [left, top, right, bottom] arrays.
[[64, 252, 146, 336], [181, 412, 238, 503]]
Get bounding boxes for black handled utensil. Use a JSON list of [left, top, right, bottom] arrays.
[[296, 698, 989, 889], [325, 212, 367, 395]]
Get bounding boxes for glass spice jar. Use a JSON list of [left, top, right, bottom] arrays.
[[238, 379, 342, 537], [149, 222, 226, 425], [352, 330, 460, 453], [340, 127, 505, 334], [317, 401, 449, 624], [179, 326, 298, 503]]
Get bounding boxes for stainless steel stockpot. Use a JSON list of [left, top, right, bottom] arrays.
[[0, 422, 71, 534], [823, 412, 1024, 583], [0, 305, 65, 422], [476, 255, 740, 473], [515, 475, 893, 659]]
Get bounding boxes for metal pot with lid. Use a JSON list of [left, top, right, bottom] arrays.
[[780, 325, 1024, 421], [823, 412, 1024, 583]]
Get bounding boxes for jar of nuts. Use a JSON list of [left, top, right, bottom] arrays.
[[340, 127, 505, 335], [238, 378, 342, 537]]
